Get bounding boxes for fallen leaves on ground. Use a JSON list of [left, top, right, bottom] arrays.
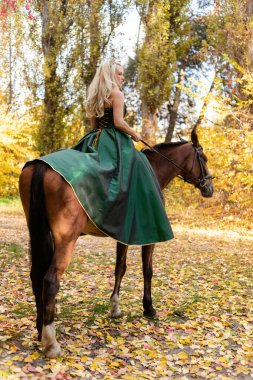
[[0, 214, 252, 379]]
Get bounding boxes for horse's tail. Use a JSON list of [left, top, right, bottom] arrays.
[[29, 162, 53, 282]]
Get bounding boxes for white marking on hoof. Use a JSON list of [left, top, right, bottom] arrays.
[[43, 341, 61, 358], [42, 323, 61, 358], [109, 294, 122, 318]]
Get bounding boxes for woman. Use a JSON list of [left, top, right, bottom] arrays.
[[87, 61, 142, 142], [29, 60, 173, 245]]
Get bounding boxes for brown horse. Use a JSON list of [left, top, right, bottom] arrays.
[[19, 126, 213, 358]]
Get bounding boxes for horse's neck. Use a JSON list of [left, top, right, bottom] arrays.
[[147, 143, 191, 190]]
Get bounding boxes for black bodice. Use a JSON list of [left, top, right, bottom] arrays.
[[96, 105, 127, 129], [96, 108, 114, 129]]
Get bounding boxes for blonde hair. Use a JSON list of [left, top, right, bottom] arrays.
[[86, 60, 122, 118]]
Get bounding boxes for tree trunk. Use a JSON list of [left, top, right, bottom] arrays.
[[139, 0, 158, 145], [246, 0, 253, 120], [165, 59, 187, 142], [39, 0, 58, 154], [79, 0, 102, 132], [8, 17, 13, 107], [86, 0, 101, 87], [246, 0, 253, 64], [38, 0, 66, 154], [141, 100, 157, 145]]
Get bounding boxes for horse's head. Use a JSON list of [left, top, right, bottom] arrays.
[[181, 125, 214, 198], [142, 129, 214, 197]]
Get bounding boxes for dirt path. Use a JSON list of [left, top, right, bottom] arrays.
[[1, 212, 252, 253]]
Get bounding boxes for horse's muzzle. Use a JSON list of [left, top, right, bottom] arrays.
[[201, 182, 214, 198]]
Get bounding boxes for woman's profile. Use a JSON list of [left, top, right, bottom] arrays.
[[24, 60, 174, 245]]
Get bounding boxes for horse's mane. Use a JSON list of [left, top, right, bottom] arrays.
[[142, 140, 188, 155]]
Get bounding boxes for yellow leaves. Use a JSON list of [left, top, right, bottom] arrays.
[[1, 209, 253, 379], [241, 344, 253, 353], [3, 359, 13, 367], [0, 104, 39, 196], [176, 351, 189, 363], [115, 337, 124, 345], [72, 362, 85, 370], [133, 141, 145, 151], [173, 351, 189, 366], [213, 321, 224, 329], [235, 364, 251, 375], [31, 352, 40, 360], [217, 356, 230, 367], [143, 349, 158, 358], [106, 333, 114, 343], [11, 355, 24, 361], [167, 123, 253, 230], [23, 352, 40, 363], [0, 370, 12, 379], [179, 336, 192, 345], [109, 360, 122, 368], [138, 373, 152, 379]]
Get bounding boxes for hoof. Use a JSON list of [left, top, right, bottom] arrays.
[[109, 309, 122, 318], [43, 342, 61, 358], [38, 332, 42, 342], [143, 308, 157, 319], [41, 323, 61, 358]]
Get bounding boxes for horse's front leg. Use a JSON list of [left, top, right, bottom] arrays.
[[142, 244, 156, 318], [109, 242, 128, 318]]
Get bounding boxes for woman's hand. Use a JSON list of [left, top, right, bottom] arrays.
[[131, 132, 142, 142]]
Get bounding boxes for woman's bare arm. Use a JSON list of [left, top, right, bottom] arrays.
[[90, 117, 97, 129], [111, 90, 141, 142]]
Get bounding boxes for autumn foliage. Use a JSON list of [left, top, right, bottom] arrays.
[[0, 1, 252, 377], [0, 103, 39, 196], [0, 0, 252, 220]]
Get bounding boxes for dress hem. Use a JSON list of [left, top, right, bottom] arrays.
[[35, 158, 173, 246]]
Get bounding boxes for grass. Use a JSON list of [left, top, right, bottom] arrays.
[[171, 294, 204, 319], [0, 196, 23, 215], [12, 303, 34, 317], [0, 242, 24, 262]]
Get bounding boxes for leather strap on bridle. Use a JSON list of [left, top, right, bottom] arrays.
[[140, 139, 213, 188]]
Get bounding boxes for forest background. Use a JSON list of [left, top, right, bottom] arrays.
[[0, 2, 252, 378], [0, 0, 252, 231]]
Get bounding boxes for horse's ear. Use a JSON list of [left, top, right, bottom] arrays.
[[191, 124, 200, 147]]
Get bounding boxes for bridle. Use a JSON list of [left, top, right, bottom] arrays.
[[141, 140, 213, 188], [140, 140, 213, 188], [178, 145, 213, 188]]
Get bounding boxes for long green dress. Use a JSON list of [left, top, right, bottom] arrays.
[[29, 107, 173, 245]]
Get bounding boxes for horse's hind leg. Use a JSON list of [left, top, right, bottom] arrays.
[[30, 269, 44, 341], [109, 242, 128, 318], [41, 238, 77, 358], [142, 244, 156, 318]]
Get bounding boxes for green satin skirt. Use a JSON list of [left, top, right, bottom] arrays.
[[31, 127, 174, 245]]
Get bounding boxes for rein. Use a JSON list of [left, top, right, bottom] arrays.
[[140, 139, 212, 188]]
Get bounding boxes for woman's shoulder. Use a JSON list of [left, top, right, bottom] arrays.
[[110, 89, 124, 101]]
